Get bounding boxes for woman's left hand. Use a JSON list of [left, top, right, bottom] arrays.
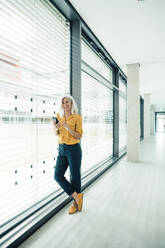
[[61, 121, 70, 130]]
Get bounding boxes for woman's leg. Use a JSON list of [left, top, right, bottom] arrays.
[[54, 155, 75, 196], [67, 144, 82, 194], [67, 144, 83, 211]]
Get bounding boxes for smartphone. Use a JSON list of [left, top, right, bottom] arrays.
[[52, 117, 59, 124]]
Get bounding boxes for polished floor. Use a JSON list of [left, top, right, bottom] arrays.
[[19, 134, 165, 248]]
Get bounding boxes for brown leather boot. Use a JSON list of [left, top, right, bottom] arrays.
[[68, 200, 78, 214], [77, 193, 83, 211]]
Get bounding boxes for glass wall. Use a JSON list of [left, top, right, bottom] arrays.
[[0, 0, 70, 229], [81, 41, 113, 173], [119, 78, 127, 152]]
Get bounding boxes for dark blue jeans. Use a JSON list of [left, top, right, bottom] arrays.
[[54, 143, 82, 196]]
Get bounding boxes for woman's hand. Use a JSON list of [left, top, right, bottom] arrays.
[[54, 121, 81, 139], [53, 121, 60, 129], [53, 120, 60, 136], [61, 121, 69, 130], [61, 121, 81, 139], [53, 121, 68, 130], [55, 122, 61, 129]]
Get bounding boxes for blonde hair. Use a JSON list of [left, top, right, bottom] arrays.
[[58, 94, 78, 116]]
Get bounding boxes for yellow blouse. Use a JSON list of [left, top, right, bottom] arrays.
[[56, 113, 83, 145]]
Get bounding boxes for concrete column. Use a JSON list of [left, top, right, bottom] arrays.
[[150, 105, 155, 135], [144, 94, 151, 139], [127, 63, 140, 162]]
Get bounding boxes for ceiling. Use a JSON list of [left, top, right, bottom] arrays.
[[69, 0, 165, 108]]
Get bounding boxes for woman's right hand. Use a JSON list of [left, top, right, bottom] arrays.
[[53, 120, 60, 128], [55, 122, 60, 129]]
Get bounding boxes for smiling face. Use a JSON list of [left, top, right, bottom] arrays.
[[62, 97, 72, 113]]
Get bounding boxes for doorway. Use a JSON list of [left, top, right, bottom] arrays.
[[155, 112, 165, 132]]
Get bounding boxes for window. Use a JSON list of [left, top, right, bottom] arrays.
[[0, 0, 70, 230], [119, 79, 127, 152], [82, 40, 113, 82], [81, 40, 113, 173]]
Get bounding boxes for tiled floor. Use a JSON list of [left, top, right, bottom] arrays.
[[19, 134, 165, 248]]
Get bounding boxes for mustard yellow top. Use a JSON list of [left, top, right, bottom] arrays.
[[56, 113, 83, 145]]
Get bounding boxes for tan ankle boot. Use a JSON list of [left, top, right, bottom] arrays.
[[77, 193, 83, 211], [68, 200, 78, 214]]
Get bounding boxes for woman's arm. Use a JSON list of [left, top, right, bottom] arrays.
[[53, 122, 60, 136], [66, 127, 82, 139], [62, 122, 82, 139]]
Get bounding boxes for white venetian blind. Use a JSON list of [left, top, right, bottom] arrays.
[[81, 40, 113, 174], [0, 0, 70, 227]]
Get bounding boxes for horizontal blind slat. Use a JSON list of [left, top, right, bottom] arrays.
[[0, 0, 70, 227]]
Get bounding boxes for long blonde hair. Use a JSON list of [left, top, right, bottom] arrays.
[[58, 94, 78, 116]]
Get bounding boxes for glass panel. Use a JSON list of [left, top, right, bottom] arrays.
[[119, 96, 127, 151], [81, 71, 113, 172], [82, 40, 113, 82], [0, 0, 70, 227], [119, 78, 127, 95], [119, 78, 127, 151]]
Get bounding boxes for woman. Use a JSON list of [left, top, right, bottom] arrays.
[[54, 94, 83, 214]]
